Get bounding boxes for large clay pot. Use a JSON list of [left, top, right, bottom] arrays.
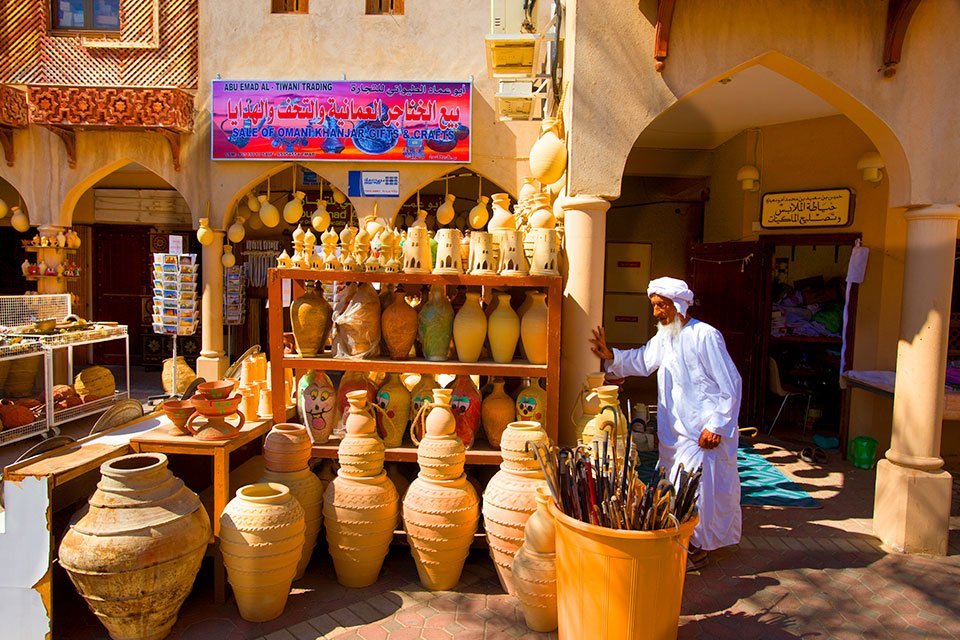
[[453, 291, 486, 363], [449, 374, 482, 449], [220, 483, 305, 622], [572, 372, 607, 440], [418, 284, 454, 361], [520, 292, 548, 364], [483, 421, 549, 594], [500, 420, 550, 473], [516, 378, 548, 427], [290, 281, 333, 357], [488, 293, 519, 363], [297, 370, 337, 444], [512, 486, 558, 632], [481, 378, 516, 448], [263, 423, 312, 473], [581, 385, 628, 459], [338, 390, 385, 476], [381, 293, 418, 359], [376, 372, 411, 447], [334, 371, 377, 437], [59, 453, 211, 640], [323, 459, 398, 588], [529, 117, 567, 186], [403, 389, 479, 591], [260, 468, 324, 580]]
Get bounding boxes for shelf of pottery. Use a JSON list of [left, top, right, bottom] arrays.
[[19, 229, 83, 291], [0, 294, 131, 441]]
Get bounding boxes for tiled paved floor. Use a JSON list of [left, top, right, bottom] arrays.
[[53, 437, 960, 639]]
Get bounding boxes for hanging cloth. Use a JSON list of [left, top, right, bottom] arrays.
[[840, 239, 869, 388]]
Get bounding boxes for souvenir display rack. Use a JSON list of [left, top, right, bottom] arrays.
[[266, 267, 562, 465]]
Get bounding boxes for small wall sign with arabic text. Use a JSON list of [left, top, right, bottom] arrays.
[[760, 189, 854, 229]]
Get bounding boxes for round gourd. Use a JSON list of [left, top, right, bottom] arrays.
[[74, 366, 116, 402], [0, 401, 36, 428]]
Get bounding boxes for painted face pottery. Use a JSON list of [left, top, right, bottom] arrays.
[[449, 374, 482, 449], [376, 373, 412, 448], [298, 370, 337, 444], [516, 378, 547, 426]]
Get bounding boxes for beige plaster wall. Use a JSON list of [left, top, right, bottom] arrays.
[[566, 0, 960, 208], [198, 0, 547, 227], [705, 114, 904, 449]]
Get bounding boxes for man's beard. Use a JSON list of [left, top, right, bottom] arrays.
[[656, 315, 684, 342]]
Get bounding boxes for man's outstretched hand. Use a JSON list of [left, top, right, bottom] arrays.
[[698, 429, 721, 450], [590, 326, 614, 361]]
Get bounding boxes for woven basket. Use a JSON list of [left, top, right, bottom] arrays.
[[3, 354, 41, 398], [162, 357, 197, 394]]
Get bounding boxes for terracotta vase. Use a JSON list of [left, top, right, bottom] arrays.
[[482, 421, 549, 594], [259, 467, 324, 580], [290, 281, 333, 357], [220, 483, 305, 622], [520, 292, 548, 364], [411, 389, 464, 479], [512, 486, 558, 632], [453, 291, 486, 363], [580, 385, 628, 459], [482, 379, 516, 448], [334, 371, 378, 437], [59, 453, 211, 640], [381, 293, 418, 359], [516, 378, 548, 427], [488, 293, 520, 363], [410, 373, 439, 423], [338, 390, 385, 477], [418, 284, 454, 361], [488, 193, 517, 231], [449, 374, 482, 449], [376, 372, 412, 447], [263, 423, 312, 473], [572, 372, 607, 440], [529, 117, 567, 186], [297, 370, 337, 444], [403, 389, 479, 591]]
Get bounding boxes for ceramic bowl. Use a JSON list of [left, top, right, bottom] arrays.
[[190, 393, 242, 418], [162, 399, 195, 433], [33, 318, 57, 332], [196, 380, 235, 400]]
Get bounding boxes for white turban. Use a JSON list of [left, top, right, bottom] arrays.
[[647, 277, 694, 316]]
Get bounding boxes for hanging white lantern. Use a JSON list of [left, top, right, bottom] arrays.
[[245, 191, 261, 212], [0, 198, 8, 219], [196, 217, 215, 246], [436, 194, 456, 226], [10, 206, 29, 232], [221, 244, 236, 267], [468, 196, 490, 230], [227, 219, 246, 243], [258, 196, 280, 227], [283, 190, 306, 224], [311, 200, 330, 232], [332, 187, 347, 204]]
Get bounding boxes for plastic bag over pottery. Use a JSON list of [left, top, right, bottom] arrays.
[[331, 283, 382, 359]]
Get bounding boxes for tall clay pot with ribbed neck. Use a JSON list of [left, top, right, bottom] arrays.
[[59, 453, 211, 640], [403, 389, 479, 590], [482, 421, 549, 594], [512, 486, 558, 632]]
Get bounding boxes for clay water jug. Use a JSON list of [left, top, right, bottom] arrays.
[[220, 483, 305, 621], [334, 371, 378, 437], [453, 291, 486, 363], [259, 467, 324, 579], [298, 370, 337, 444], [528, 192, 556, 229], [512, 486, 558, 632], [290, 281, 332, 357], [381, 292, 418, 359], [581, 384, 628, 459], [488, 293, 520, 363], [481, 378, 516, 448], [376, 372, 411, 447], [403, 389, 479, 590], [449, 374, 482, 449], [483, 421, 549, 594], [488, 193, 516, 231], [59, 453, 211, 640], [572, 372, 607, 439], [516, 378, 548, 426], [520, 292, 548, 364], [338, 390, 385, 476], [323, 406, 398, 587], [263, 423, 312, 472], [411, 389, 463, 479], [418, 284, 454, 361], [529, 117, 566, 185]]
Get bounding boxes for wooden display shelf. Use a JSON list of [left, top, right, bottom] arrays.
[[284, 354, 547, 377], [24, 274, 80, 281], [270, 267, 560, 289], [311, 438, 504, 465]]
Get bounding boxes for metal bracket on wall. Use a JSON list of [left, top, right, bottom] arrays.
[[653, 0, 677, 72], [42, 125, 77, 169], [0, 126, 14, 166], [881, 0, 923, 77]]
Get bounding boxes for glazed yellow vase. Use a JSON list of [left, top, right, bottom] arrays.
[[290, 281, 333, 357], [512, 486, 558, 632], [219, 483, 305, 622], [481, 378, 516, 448], [259, 467, 324, 580], [580, 384, 628, 458], [519, 292, 548, 364], [376, 372, 411, 447], [572, 372, 608, 440], [488, 293, 520, 363], [453, 291, 486, 363], [516, 378, 548, 427]]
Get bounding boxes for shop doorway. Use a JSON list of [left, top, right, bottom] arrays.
[[92, 225, 151, 365]]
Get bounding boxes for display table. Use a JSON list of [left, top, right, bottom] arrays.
[[840, 370, 960, 458], [129, 416, 273, 603]]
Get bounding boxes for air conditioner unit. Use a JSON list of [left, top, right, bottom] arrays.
[[495, 80, 539, 120], [490, 0, 531, 34]]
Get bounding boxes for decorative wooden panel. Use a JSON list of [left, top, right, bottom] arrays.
[[28, 86, 193, 130], [0, 0, 198, 88]]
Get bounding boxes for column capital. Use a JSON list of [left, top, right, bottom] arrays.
[[903, 203, 960, 221], [557, 194, 611, 215]]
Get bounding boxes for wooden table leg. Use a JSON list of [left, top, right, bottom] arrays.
[[213, 448, 228, 604]]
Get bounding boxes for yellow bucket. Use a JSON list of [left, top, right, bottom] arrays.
[[550, 502, 698, 640]]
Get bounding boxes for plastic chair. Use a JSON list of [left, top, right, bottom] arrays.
[[767, 357, 812, 434]]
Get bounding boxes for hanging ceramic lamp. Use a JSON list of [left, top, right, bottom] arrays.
[[247, 209, 263, 230], [529, 117, 567, 186], [469, 196, 490, 230], [258, 196, 280, 227], [437, 194, 456, 226], [221, 244, 236, 267], [283, 190, 306, 224], [196, 217, 214, 246], [10, 206, 29, 232], [312, 200, 330, 232], [0, 198, 8, 218], [227, 217, 246, 243], [332, 186, 347, 204], [246, 191, 261, 212]]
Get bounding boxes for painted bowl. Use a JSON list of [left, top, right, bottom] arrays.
[[196, 380, 236, 399], [162, 399, 195, 433], [190, 393, 242, 418]]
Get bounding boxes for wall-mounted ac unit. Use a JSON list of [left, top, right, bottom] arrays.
[[93, 189, 191, 226], [490, 0, 530, 34]]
